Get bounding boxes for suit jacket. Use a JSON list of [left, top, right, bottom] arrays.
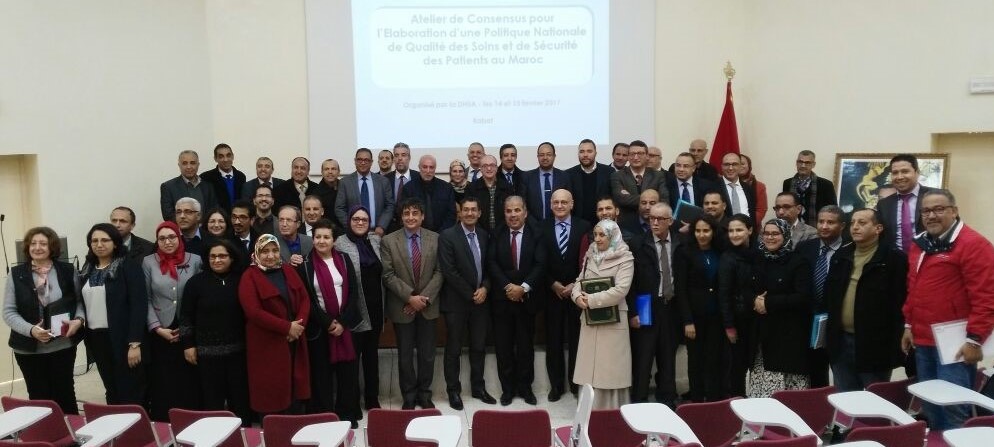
[[401, 177, 456, 232], [241, 177, 285, 200], [277, 234, 313, 262], [877, 185, 935, 251], [465, 178, 515, 233], [627, 232, 681, 307], [160, 176, 219, 221], [666, 176, 719, 209], [522, 167, 572, 221], [438, 224, 491, 314], [610, 168, 671, 224], [791, 221, 819, 247], [384, 171, 422, 233], [273, 179, 321, 211], [541, 217, 591, 286], [487, 224, 547, 315], [335, 172, 395, 232], [668, 161, 721, 183], [311, 181, 341, 229], [782, 175, 837, 226], [296, 252, 362, 336], [566, 163, 613, 225], [200, 166, 247, 211], [497, 167, 528, 198], [380, 228, 444, 323], [125, 234, 156, 264], [718, 177, 758, 218]]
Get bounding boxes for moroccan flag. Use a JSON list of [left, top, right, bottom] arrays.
[[708, 80, 740, 167]]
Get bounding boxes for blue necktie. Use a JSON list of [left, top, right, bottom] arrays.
[[543, 172, 552, 219], [360, 176, 371, 211], [557, 221, 569, 257], [681, 181, 691, 203], [505, 172, 513, 185], [814, 245, 830, 300], [468, 232, 482, 286], [224, 174, 235, 205]]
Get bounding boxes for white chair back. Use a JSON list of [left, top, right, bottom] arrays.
[[570, 385, 595, 447]]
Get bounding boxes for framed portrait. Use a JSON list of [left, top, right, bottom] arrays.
[[833, 153, 950, 213]]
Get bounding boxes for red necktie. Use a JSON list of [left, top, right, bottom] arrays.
[[511, 230, 520, 270], [410, 233, 421, 281]]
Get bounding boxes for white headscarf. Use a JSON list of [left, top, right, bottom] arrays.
[[590, 219, 623, 266]]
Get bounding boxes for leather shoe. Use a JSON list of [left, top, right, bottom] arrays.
[[520, 391, 537, 405], [548, 386, 564, 402], [402, 399, 416, 410], [500, 393, 514, 406], [448, 391, 464, 410], [418, 396, 435, 409], [473, 389, 497, 405], [365, 399, 381, 410]]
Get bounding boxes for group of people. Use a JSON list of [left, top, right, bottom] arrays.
[[5, 141, 994, 432]]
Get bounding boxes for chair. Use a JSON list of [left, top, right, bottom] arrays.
[[0, 396, 84, 447], [81, 402, 172, 447], [587, 410, 644, 447], [964, 415, 994, 428], [471, 409, 552, 447], [771, 386, 835, 436], [736, 435, 819, 446], [866, 378, 916, 414], [262, 413, 354, 447], [365, 409, 441, 447], [676, 398, 741, 447], [845, 420, 926, 447], [169, 408, 245, 447], [554, 384, 594, 447], [0, 442, 56, 447]]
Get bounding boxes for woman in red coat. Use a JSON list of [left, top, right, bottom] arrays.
[[239, 234, 311, 414]]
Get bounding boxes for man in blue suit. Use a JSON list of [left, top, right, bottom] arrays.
[[335, 148, 395, 236], [523, 142, 572, 222]]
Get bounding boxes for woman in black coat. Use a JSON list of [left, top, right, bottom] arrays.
[[718, 214, 759, 398], [674, 215, 726, 402], [748, 218, 813, 398]]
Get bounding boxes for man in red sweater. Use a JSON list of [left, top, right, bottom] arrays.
[[901, 189, 994, 430]]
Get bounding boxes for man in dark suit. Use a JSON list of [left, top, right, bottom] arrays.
[[611, 140, 671, 227], [160, 150, 218, 220], [384, 143, 422, 232], [110, 206, 155, 263], [273, 157, 321, 211], [228, 200, 257, 265], [381, 197, 444, 409], [523, 142, 572, 222], [275, 205, 312, 267], [401, 155, 456, 232], [438, 196, 496, 409], [566, 139, 613, 225], [250, 184, 279, 236], [240, 156, 285, 199], [312, 159, 342, 231], [667, 139, 720, 182], [497, 143, 528, 197], [628, 202, 681, 406], [796, 205, 848, 388], [466, 155, 513, 233], [174, 197, 206, 256], [718, 153, 758, 219], [335, 148, 395, 236], [611, 142, 629, 171], [198, 143, 246, 212], [877, 154, 935, 253], [488, 195, 547, 406], [667, 152, 718, 209], [541, 189, 590, 401], [782, 150, 838, 226]]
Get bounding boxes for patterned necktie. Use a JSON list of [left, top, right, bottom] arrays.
[[468, 232, 482, 286], [543, 172, 552, 219], [410, 233, 422, 281], [728, 182, 742, 214], [297, 183, 306, 206], [505, 172, 513, 185], [360, 177, 371, 210], [557, 222, 569, 257], [681, 182, 691, 203], [511, 230, 520, 270], [900, 194, 914, 252], [658, 239, 673, 299], [635, 174, 643, 190], [397, 175, 406, 201], [814, 245, 830, 300]]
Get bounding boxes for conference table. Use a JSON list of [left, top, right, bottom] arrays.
[[175, 416, 242, 447], [291, 421, 352, 447], [729, 398, 822, 446], [405, 415, 461, 447], [827, 390, 918, 429], [0, 406, 52, 440], [75, 413, 141, 447], [620, 402, 702, 447]]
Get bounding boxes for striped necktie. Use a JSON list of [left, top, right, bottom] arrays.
[[557, 221, 569, 257], [814, 245, 830, 300]]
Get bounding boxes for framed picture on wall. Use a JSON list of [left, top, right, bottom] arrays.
[[833, 153, 950, 213]]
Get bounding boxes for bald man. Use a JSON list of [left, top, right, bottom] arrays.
[[401, 154, 456, 232], [624, 189, 660, 235], [667, 139, 720, 182]]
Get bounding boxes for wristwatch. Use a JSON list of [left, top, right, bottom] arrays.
[[128, 342, 142, 349]]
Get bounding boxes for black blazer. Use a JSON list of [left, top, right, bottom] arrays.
[[385, 170, 423, 232], [487, 224, 547, 314], [438, 224, 491, 314], [718, 177, 759, 219], [667, 176, 719, 209], [824, 243, 908, 372], [753, 252, 813, 375], [782, 175, 837, 225], [610, 168, 672, 225], [877, 185, 935, 251], [668, 161, 721, 183], [273, 179, 321, 211], [497, 167, 529, 198], [795, 238, 849, 314], [718, 246, 761, 330], [241, 177, 285, 200], [627, 232, 681, 307], [296, 253, 362, 338], [565, 163, 613, 225], [200, 167, 247, 211], [522, 168, 572, 221], [401, 177, 456, 232], [673, 244, 722, 325], [125, 235, 156, 265], [466, 178, 516, 233], [541, 217, 592, 286]]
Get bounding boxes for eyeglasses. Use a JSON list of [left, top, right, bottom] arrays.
[[796, 160, 815, 166], [231, 215, 250, 221], [921, 206, 953, 217], [648, 216, 673, 222], [722, 162, 741, 167], [175, 209, 198, 216], [772, 205, 796, 211], [355, 158, 372, 163], [351, 217, 370, 223], [157, 235, 179, 242], [208, 254, 230, 260], [278, 218, 298, 224], [761, 232, 783, 238]]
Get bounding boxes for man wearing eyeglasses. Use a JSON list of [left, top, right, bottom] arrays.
[[174, 197, 205, 256], [275, 205, 311, 267], [611, 140, 671, 229], [335, 148, 395, 236], [782, 150, 837, 226], [773, 192, 817, 247], [901, 189, 994, 430]]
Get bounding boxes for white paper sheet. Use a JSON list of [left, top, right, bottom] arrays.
[[931, 319, 994, 365], [49, 312, 70, 337]]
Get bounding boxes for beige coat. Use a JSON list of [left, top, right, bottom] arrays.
[[571, 242, 635, 389]]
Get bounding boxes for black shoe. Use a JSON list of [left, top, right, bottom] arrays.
[[365, 399, 381, 411], [418, 396, 435, 409], [520, 391, 537, 405], [473, 389, 497, 405], [402, 399, 416, 410], [350, 420, 359, 429], [548, 387, 564, 402], [500, 393, 514, 406], [448, 391, 464, 410]]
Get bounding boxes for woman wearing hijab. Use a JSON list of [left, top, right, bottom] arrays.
[[239, 233, 311, 415], [749, 218, 813, 397], [572, 219, 635, 409], [449, 159, 469, 205], [143, 221, 203, 420], [298, 218, 362, 426], [674, 215, 727, 402], [718, 214, 759, 397], [79, 223, 147, 405], [334, 205, 383, 410], [179, 238, 251, 426]]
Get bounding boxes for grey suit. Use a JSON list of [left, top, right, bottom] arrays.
[[380, 227, 443, 403], [335, 172, 395, 232], [791, 221, 818, 247], [611, 168, 671, 225], [160, 176, 218, 221], [142, 253, 202, 329], [439, 224, 491, 393], [277, 234, 313, 262]]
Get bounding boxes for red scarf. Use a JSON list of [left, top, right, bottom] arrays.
[[312, 250, 355, 363], [155, 221, 187, 280]]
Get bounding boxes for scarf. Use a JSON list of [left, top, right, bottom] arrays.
[[759, 218, 793, 261], [81, 256, 125, 286], [792, 174, 818, 225], [347, 205, 378, 268], [253, 234, 282, 271], [589, 219, 623, 266], [312, 250, 356, 363], [30, 261, 53, 298], [155, 221, 187, 279], [914, 218, 960, 254]]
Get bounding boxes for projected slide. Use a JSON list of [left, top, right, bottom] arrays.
[[351, 0, 609, 149]]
